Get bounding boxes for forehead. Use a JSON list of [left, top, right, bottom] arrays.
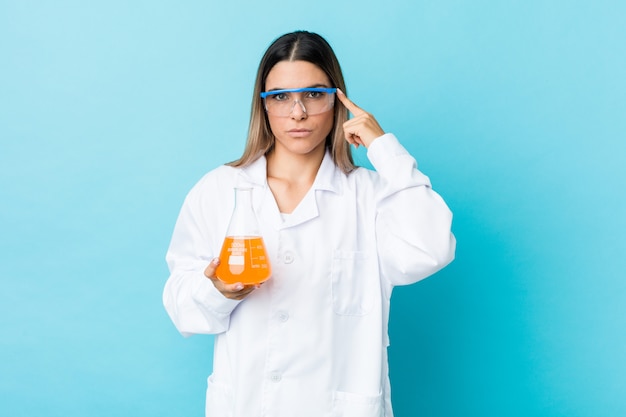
[[265, 60, 331, 89]]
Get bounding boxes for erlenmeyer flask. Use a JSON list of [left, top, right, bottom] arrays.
[[217, 187, 271, 285]]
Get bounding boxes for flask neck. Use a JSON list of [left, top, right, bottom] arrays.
[[227, 187, 260, 237], [234, 187, 252, 209]]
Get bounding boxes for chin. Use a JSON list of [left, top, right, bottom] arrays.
[[277, 138, 326, 155]]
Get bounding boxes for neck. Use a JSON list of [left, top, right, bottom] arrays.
[[266, 146, 325, 184], [265, 145, 325, 214]]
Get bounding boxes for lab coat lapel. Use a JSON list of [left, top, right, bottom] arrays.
[[281, 150, 341, 229], [281, 190, 318, 228], [238, 151, 342, 230]]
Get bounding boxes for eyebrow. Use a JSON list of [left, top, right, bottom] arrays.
[[266, 84, 330, 91]]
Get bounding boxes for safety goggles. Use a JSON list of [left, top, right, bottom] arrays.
[[260, 87, 337, 117]]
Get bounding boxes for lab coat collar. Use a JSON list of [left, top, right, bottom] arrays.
[[238, 154, 267, 187], [239, 149, 343, 229], [314, 149, 343, 194]]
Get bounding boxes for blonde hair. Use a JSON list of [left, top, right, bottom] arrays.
[[227, 31, 356, 174]]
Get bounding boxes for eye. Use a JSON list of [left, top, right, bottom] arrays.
[[269, 92, 290, 101], [306, 90, 326, 100]]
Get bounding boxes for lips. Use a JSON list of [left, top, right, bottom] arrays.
[[287, 128, 313, 137]]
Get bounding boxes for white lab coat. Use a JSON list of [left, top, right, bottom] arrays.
[[163, 133, 456, 417]]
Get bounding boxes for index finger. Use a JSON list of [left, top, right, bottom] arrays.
[[336, 89, 365, 116]]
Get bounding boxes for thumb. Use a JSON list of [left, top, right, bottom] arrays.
[[204, 258, 221, 279]]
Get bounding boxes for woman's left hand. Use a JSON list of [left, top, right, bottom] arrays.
[[336, 89, 385, 148]]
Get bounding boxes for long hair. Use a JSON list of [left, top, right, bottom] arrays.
[[227, 31, 355, 174]]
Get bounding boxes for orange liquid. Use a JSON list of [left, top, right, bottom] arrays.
[[217, 236, 271, 285]]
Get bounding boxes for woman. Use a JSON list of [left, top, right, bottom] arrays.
[[163, 30, 455, 417]]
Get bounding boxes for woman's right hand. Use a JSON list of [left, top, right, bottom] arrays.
[[204, 258, 258, 300]]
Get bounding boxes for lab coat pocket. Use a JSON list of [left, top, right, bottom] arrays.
[[331, 250, 374, 316], [332, 390, 383, 417], [206, 375, 233, 417]]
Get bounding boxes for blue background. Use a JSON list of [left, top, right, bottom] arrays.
[[1, 1, 625, 416]]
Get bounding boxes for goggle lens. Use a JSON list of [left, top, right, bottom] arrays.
[[261, 88, 337, 117]]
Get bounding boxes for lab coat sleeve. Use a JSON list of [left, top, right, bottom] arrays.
[[368, 134, 456, 286], [163, 186, 242, 337]]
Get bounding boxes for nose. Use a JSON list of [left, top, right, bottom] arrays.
[[290, 99, 308, 119]]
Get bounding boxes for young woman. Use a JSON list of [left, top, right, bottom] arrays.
[[163, 30, 455, 417]]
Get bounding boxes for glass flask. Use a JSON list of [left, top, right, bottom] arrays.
[[217, 187, 271, 285]]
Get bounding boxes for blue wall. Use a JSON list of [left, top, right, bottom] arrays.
[[1, 1, 624, 416]]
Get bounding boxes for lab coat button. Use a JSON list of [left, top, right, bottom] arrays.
[[284, 252, 294, 264], [270, 372, 282, 382], [277, 311, 289, 322]]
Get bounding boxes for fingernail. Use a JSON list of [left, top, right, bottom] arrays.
[[212, 258, 221, 266], [234, 283, 244, 291]]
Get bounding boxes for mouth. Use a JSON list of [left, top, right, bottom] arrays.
[[287, 128, 313, 138]]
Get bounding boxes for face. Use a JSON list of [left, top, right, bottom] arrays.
[[264, 60, 334, 157]]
